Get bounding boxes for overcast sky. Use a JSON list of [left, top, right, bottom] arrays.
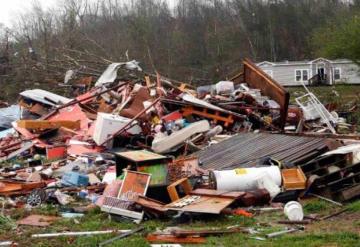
[[0, 0, 179, 28], [0, 0, 59, 27]]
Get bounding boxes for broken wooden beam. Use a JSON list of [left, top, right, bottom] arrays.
[[182, 106, 234, 127], [17, 120, 81, 130], [146, 234, 206, 244], [167, 178, 192, 202], [171, 228, 252, 237]]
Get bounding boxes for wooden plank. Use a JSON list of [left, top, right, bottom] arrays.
[[337, 184, 360, 201], [145, 76, 151, 87], [135, 196, 167, 213], [182, 106, 234, 127], [167, 178, 192, 202], [165, 195, 234, 214], [190, 189, 245, 199], [17, 120, 81, 130], [171, 228, 251, 237], [230, 58, 289, 130], [146, 234, 206, 244], [0, 180, 46, 196]]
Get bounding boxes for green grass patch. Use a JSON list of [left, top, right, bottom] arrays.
[[346, 200, 360, 212], [302, 199, 336, 214], [287, 84, 360, 104], [270, 232, 360, 247], [1, 199, 360, 246]]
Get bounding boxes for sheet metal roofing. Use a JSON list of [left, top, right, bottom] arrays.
[[198, 132, 332, 170]]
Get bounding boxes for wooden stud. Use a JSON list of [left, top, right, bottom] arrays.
[[17, 120, 81, 130], [167, 178, 192, 202]]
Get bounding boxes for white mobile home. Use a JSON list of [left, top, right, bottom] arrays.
[[256, 58, 360, 86]]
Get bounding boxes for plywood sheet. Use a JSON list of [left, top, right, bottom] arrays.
[[166, 195, 234, 214]]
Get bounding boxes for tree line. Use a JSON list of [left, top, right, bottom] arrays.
[[0, 0, 359, 100]]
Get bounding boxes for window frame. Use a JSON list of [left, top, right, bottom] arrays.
[[334, 67, 341, 80], [302, 69, 308, 81], [295, 69, 302, 82], [295, 69, 309, 82]]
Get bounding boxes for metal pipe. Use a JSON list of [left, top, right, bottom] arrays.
[[32, 230, 130, 238], [98, 226, 144, 247], [42, 81, 130, 119]]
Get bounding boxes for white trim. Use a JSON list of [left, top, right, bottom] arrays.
[[316, 62, 326, 74], [295, 69, 309, 82], [303, 69, 309, 81], [263, 70, 273, 78], [309, 57, 332, 64], [101, 204, 144, 220], [256, 58, 354, 67], [257, 61, 276, 66], [295, 69, 301, 82]]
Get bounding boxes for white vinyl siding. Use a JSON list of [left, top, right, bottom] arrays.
[[333, 63, 360, 84], [263, 70, 273, 78], [257, 59, 360, 86]]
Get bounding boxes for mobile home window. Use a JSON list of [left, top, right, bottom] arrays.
[[334, 68, 341, 80], [302, 70, 308, 81], [295, 69, 309, 82], [295, 70, 302, 82]]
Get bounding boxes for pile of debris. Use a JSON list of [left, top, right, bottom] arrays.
[[0, 58, 359, 245]]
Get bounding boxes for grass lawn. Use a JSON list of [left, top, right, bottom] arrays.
[[286, 84, 360, 105], [1, 199, 359, 246]]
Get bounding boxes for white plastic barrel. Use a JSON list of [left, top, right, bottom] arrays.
[[284, 201, 304, 221], [210, 166, 281, 191]]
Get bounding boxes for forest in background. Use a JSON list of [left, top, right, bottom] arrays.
[[0, 0, 359, 101]]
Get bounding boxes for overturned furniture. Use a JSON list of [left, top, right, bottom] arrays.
[[230, 58, 290, 130]]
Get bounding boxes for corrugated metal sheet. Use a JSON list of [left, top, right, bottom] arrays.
[[198, 132, 334, 170]]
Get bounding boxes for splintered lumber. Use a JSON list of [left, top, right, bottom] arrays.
[[42, 81, 130, 120], [17, 120, 81, 130], [171, 228, 252, 237], [167, 178, 192, 202], [181, 106, 234, 127], [146, 234, 206, 244]]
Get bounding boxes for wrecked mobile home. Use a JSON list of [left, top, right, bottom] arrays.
[[0, 58, 359, 246]]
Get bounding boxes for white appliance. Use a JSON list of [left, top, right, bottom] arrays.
[[93, 113, 141, 145]]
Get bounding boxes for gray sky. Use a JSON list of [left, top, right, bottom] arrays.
[[0, 0, 58, 27], [0, 0, 178, 28]]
